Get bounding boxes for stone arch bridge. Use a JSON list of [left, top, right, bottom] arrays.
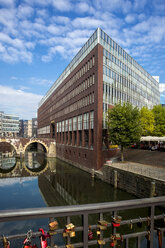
[[0, 137, 56, 157]]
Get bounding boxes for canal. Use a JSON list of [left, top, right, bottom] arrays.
[[0, 151, 163, 247]]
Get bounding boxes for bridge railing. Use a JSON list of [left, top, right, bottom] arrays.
[[0, 196, 165, 248]]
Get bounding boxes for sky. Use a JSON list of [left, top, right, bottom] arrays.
[[0, 0, 165, 120]]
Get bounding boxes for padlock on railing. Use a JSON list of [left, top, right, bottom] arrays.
[[97, 220, 109, 230], [3, 236, 10, 248], [110, 235, 116, 247], [97, 239, 105, 246], [39, 228, 50, 248], [63, 223, 75, 238], [66, 244, 74, 248], [48, 220, 58, 236], [129, 220, 133, 230], [88, 226, 93, 240], [156, 228, 162, 248], [23, 230, 38, 248], [49, 221, 58, 231], [112, 216, 122, 227]]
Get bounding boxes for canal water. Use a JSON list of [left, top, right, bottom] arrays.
[[0, 151, 163, 247]]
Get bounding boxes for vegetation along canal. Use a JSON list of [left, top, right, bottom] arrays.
[[0, 150, 164, 247]]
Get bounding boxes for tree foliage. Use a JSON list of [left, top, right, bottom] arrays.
[[106, 102, 142, 161], [140, 106, 155, 136], [152, 105, 165, 136]]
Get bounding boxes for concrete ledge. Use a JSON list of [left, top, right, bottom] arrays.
[[95, 163, 165, 198]]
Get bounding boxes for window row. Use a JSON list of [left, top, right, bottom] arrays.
[[103, 66, 159, 106], [57, 111, 94, 132], [103, 49, 159, 95], [103, 88, 144, 109], [38, 125, 50, 135], [39, 31, 97, 108], [54, 93, 95, 119], [100, 29, 158, 86], [52, 56, 95, 100], [49, 74, 95, 114]]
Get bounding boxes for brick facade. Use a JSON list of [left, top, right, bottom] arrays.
[[38, 44, 117, 170]]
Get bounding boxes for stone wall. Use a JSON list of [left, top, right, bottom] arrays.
[[95, 163, 165, 198]]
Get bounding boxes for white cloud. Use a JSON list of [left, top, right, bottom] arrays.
[[159, 83, 165, 93], [29, 77, 53, 86], [51, 0, 72, 11], [133, 0, 147, 11], [0, 0, 14, 7], [125, 14, 137, 23], [93, 0, 132, 13], [0, 177, 36, 187], [51, 15, 70, 24], [72, 17, 104, 28], [0, 85, 42, 119], [17, 4, 34, 19]]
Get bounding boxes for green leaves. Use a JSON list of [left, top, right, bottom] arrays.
[[152, 105, 165, 136], [140, 107, 154, 136], [106, 102, 142, 161], [106, 102, 142, 148]]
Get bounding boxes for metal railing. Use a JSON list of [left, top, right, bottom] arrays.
[[0, 196, 165, 248]]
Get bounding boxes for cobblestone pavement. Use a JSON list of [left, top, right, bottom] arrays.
[[109, 161, 165, 181], [124, 149, 165, 168], [109, 149, 165, 181]]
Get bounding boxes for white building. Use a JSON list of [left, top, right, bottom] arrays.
[[0, 111, 19, 137]]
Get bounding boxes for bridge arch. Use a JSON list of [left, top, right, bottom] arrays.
[[0, 140, 18, 155], [23, 139, 49, 154]]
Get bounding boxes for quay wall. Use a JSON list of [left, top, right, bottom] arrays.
[[56, 154, 165, 198], [95, 163, 165, 198]]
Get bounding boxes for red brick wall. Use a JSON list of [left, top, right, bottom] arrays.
[[38, 44, 115, 170]]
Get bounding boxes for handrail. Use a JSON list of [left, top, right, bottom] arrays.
[[1, 196, 165, 222], [0, 196, 165, 248]]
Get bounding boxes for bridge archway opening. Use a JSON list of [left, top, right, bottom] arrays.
[[24, 141, 48, 172], [25, 141, 47, 153], [0, 142, 17, 155]]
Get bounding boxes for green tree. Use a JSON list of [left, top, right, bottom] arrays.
[[140, 106, 155, 136], [106, 102, 142, 161], [152, 105, 165, 136]]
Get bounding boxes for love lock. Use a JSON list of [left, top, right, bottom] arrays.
[[98, 220, 109, 230], [3, 236, 10, 248], [97, 239, 106, 245], [23, 230, 38, 248], [112, 216, 122, 227], [39, 228, 50, 248], [129, 220, 133, 230], [49, 221, 58, 231], [66, 245, 74, 248], [110, 235, 116, 247], [63, 223, 75, 238], [88, 226, 93, 240]]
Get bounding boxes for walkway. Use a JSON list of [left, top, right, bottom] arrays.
[[108, 161, 165, 181], [124, 149, 165, 168]]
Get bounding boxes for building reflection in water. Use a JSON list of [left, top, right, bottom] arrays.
[[38, 159, 133, 208], [0, 156, 16, 174], [0, 152, 54, 177]]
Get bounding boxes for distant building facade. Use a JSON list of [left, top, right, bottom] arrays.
[[19, 118, 37, 138], [37, 28, 160, 170], [0, 111, 19, 137], [32, 118, 37, 137]]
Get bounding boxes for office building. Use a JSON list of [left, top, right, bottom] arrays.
[[37, 28, 160, 170], [0, 111, 19, 137], [32, 118, 38, 138]]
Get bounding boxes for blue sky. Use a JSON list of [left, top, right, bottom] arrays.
[[0, 0, 165, 119]]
